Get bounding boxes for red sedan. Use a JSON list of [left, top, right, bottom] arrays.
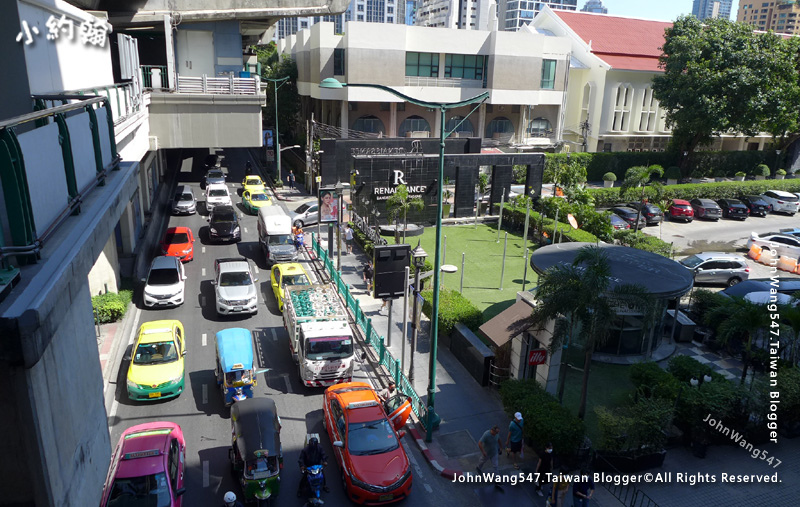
[[667, 199, 694, 222], [160, 227, 194, 262]]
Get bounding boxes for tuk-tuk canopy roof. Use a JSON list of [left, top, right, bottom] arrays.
[[231, 398, 281, 459], [216, 328, 254, 372]]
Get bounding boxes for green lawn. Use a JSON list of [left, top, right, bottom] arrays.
[[404, 223, 539, 321]]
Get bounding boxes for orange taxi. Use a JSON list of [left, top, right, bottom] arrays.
[[323, 382, 412, 505]]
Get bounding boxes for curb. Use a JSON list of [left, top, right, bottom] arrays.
[[408, 423, 462, 481]]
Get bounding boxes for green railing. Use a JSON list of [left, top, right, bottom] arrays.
[[312, 234, 428, 427], [141, 65, 168, 89]]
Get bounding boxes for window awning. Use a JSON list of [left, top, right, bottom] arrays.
[[479, 300, 536, 348]]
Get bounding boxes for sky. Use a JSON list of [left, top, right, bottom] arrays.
[[598, 0, 740, 22]]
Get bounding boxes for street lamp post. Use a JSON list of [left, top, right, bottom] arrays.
[[264, 75, 290, 183], [409, 242, 427, 385], [336, 180, 344, 272], [320, 78, 488, 442]]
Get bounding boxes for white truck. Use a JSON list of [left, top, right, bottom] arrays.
[[283, 284, 355, 387]]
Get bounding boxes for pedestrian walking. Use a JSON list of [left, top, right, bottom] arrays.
[[475, 425, 502, 475], [363, 260, 374, 292], [535, 442, 554, 497], [294, 226, 304, 251], [572, 468, 595, 507], [505, 411, 524, 469], [288, 170, 296, 189], [344, 223, 354, 254], [549, 466, 571, 507]]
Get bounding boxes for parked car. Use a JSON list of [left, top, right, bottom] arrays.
[[690, 198, 722, 220], [291, 202, 319, 227], [142, 256, 186, 308], [667, 199, 694, 222], [625, 201, 663, 225], [207, 205, 240, 243], [609, 206, 647, 229], [740, 195, 770, 217], [716, 198, 749, 220], [609, 213, 630, 230], [323, 382, 412, 504], [746, 232, 800, 259], [99, 421, 186, 506], [171, 185, 196, 215], [213, 257, 259, 316], [205, 168, 226, 187], [160, 226, 195, 262], [126, 320, 187, 401], [760, 190, 800, 215], [204, 153, 220, 169], [679, 252, 750, 287], [778, 227, 800, 239], [205, 183, 232, 212], [722, 277, 800, 298]]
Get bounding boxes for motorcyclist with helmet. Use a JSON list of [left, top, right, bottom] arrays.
[[297, 437, 329, 497], [222, 491, 244, 507]]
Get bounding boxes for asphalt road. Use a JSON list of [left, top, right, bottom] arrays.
[[105, 149, 485, 507]]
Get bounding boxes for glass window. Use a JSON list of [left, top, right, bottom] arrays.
[[527, 117, 551, 137], [541, 59, 557, 89], [444, 54, 485, 80], [147, 268, 179, 286], [334, 48, 345, 75], [133, 341, 178, 365], [405, 52, 439, 77], [347, 418, 399, 456], [398, 115, 431, 136], [219, 272, 253, 287], [445, 116, 474, 135], [352, 115, 386, 134], [108, 473, 171, 507], [485, 117, 514, 138]]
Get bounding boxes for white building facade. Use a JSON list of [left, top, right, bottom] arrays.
[[499, 0, 578, 31], [414, 0, 495, 31]]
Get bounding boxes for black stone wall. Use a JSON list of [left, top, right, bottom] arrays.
[[454, 166, 478, 218], [490, 165, 513, 213]]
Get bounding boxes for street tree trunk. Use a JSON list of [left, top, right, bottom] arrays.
[[578, 348, 593, 420]]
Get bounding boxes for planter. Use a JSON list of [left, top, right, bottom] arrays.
[[603, 180, 614, 188], [714, 177, 725, 182], [736, 176, 745, 182], [442, 203, 452, 218], [594, 450, 667, 473], [691, 178, 702, 184], [755, 175, 766, 181], [666, 178, 678, 185], [776, 175, 785, 180]]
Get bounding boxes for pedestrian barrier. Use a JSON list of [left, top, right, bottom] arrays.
[[594, 454, 661, 507], [777, 255, 797, 273], [311, 234, 429, 427], [747, 244, 762, 261]]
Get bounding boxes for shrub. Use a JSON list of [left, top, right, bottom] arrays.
[[629, 361, 681, 400], [777, 169, 787, 176], [92, 290, 132, 324], [503, 205, 601, 243], [713, 168, 727, 178], [690, 289, 727, 323], [595, 397, 673, 454], [499, 379, 585, 454], [667, 355, 725, 384], [274, 178, 284, 188], [773, 367, 800, 425], [613, 230, 673, 258], [350, 222, 375, 258], [675, 378, 742, 441], [665, 166, 681, 180], [420, 288, 482, 336], [735, 171, 746, 177], [756, 164, 771, 177], [603, 172, 617, 182]]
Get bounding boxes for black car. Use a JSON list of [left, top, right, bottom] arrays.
[[625, 201, 663, 225], [717, 198, 749, 220], [207, 205, 241, 242], [204, 154, 220, 169], [609, 206, 647, 229], [740, 195, 770, 217], [690, 198, 722, 220]]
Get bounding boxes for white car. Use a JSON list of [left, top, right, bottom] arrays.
[[205, 183, 232, 212], [760, 190, 799, 215], [142, 256, 186, 307], [747, 232, 800, 259], [213, 257, 258, 316]]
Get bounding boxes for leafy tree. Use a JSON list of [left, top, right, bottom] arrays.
[[704, 297, 769, 385], [386, 184, 424, 244], [620, 165, 664, 232], [530, 246, 654, 419], [255, 43, 302, 146], [544, 157, 587, 191]]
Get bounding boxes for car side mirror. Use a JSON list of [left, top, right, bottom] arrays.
[[333, 441, 344, 448], [211, 280, 216, 285], [182, 350, 187, 357], [175, 488, 186, 497], [206, 217, 210, 222], [253, 277, 259, 283], [397, 430, 406, 439]]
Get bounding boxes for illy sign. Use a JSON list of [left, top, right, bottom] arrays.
[[528, 349, 548, 366]]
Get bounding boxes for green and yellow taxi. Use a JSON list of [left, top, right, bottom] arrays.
[[127, 320, 186, 401], [270, 262, 311, 312], [242, 189, 272, 214], [242, 175, 266, 194]]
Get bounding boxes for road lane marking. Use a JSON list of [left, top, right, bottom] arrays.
[[202, 333, 207, 347], [202, 384, 208, 405], [244, 227, 248, 233], [201, 267, 206, 276], [271, 328, 277, 342], [202, 461, 209, 487], [202, 246, 206, 254], [254, 266, 259, 274], [282, 374, 292, 394], [424, 484, 433, 493]]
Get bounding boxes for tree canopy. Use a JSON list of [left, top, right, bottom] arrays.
[[254, 43, 302, 145]]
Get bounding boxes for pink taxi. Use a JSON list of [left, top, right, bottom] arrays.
[[100, 421, 186, 507]]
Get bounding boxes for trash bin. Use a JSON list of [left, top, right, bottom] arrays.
[[238, 71, 251, 78]]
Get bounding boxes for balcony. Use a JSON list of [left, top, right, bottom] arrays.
[[404, 76, 485, 88]]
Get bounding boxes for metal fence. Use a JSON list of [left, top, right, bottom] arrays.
[[594, 454, 661, 507], [312, 235, 429, 427], [140, 65, 168, 89], [176, 74, 260, 95]]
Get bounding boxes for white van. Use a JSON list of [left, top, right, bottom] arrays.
[[258, 207, 296, 265]]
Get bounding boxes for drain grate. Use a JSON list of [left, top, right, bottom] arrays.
[[437, 429, 479, 458]]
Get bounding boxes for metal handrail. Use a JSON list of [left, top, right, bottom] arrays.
[[0, 97, 105, 129]]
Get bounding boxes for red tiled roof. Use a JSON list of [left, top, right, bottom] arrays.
[[554, 11, 671, 72]]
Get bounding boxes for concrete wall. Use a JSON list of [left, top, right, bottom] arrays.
[[88, 235, 121, 296], [177, 20, 244, 76]]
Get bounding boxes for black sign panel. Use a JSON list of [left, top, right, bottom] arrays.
[[373, 244, 411, 300]]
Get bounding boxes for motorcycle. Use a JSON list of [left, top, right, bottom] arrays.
[[303, 464, 325, 506]]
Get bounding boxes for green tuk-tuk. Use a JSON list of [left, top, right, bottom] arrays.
[[229, 397, 283, 505]]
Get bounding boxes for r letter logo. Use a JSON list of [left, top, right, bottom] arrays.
[[393, 170, 407, 185]]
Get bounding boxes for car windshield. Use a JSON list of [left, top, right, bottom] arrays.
[[347, 418, 399, 456], [295, 203, 310, 213], [251, 193, 269, 201], [220, 272, 252, 286], [164, 232, 189, 244], [208, 170, 224, 179], [781, 194, 799, 202], [176, 192, 192, 201], [283, 274, 310, 287], [245, 456, 279, 479], [268, 234, 293, 246], [107, 472, 171, 507], [209, 189, 228, 197], [133, 341, 178, 365], [245, 178, 261, 186], [674, 204, 690, 209], [213, 211, 236, 223], [680, 255, 704, 269], [147, 268, 179, 286], [305, 336, 353, 360], [745, 196, 764, 203]]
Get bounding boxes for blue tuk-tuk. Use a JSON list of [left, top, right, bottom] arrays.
[[215, 328, 268, 406]]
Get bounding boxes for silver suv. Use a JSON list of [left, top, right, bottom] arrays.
[[213, 257, 258, 316], [679, 252, 750, 287]]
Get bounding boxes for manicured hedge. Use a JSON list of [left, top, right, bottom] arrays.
[[612, 230, 674, 258], [92, 290, 133, 324], [420, 288, 482, 337], [499, 378, 586, 455], [502, 204, 601, 243], [629, 361, 681, 401], [588, 179, 800, 207]]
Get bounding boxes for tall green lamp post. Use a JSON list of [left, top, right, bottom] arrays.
[[320, 77, 487, 442], [264, 75, 290, 183]]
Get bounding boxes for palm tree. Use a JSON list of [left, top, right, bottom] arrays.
[[386, 184, 425, 244], [530, 245, 654, 419], [704, 297, 769, 385], [620, 165, 664, 232]]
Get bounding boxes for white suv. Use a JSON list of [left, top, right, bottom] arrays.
[[213, 257, 259, 316], [205, 183, 232, 212], [761, 190, 800, 215], [142, 256, 186, 307]]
